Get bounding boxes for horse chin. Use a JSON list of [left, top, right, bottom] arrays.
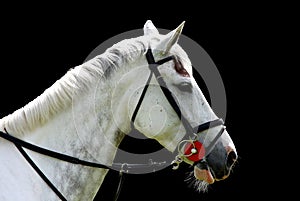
[[194, 165, 215, 184], [185, 169, 209, 193]]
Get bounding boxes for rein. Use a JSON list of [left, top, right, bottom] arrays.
[[0, 129, 166, 201], [0, 48, 225, 201]]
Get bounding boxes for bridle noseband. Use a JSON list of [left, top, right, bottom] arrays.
[[0, 48, 225, 201]]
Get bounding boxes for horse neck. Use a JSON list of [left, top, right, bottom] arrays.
[[0, 68, 127, 200]]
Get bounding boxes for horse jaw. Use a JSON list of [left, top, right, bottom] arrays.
[[111, 60, 187, 152]]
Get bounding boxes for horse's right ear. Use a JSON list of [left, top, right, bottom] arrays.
[[143, 20, 159, 36]]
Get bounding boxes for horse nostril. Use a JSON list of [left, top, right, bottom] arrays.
[[226, 150, 237, 168]]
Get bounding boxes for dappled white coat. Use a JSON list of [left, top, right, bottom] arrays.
[[0, 20, 236, 201]]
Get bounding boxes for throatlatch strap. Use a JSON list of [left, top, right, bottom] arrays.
[[145, 49, 194, 135], [131, 71, 154, 124]]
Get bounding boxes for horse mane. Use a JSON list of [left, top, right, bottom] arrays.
[[0, 36, 149, 135]]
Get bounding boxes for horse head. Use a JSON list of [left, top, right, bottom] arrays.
[[0, 20, 238, 200], [112, 20, 238, 191]]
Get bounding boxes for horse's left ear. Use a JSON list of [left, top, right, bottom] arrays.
[[155, 21, 185, 55], [143, 20, 159, 36]]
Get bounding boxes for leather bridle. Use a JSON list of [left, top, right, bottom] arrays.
[[0, 48, 225, 201], [137, 49, 225, 169]]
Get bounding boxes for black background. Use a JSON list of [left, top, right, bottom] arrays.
[[0, 3, 283, 201]]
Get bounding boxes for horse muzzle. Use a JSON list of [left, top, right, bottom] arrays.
[[194, 145, 238, 183]]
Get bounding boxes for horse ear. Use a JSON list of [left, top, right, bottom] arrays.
[[155, 21, 185, 55], [143, 20, 159, 36]]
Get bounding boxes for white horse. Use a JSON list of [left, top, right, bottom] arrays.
[[0, 20, 237, 201]]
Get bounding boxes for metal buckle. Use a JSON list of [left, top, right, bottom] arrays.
[[171, 155, 183, 170]]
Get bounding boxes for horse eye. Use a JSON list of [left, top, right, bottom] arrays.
[[174, 58, 190, 77], [175, 82, 193, 93]]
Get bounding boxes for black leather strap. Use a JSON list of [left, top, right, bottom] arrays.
[[0, 130, 166, 201], [131, 49, 195, 136], [193, 118, 224, 134], [193, 125, 225, 167], [0, 131, 111, 169], [0, 131, 167, 171], [0, 48, 226, 200], [0, 130, 68, 201], [131, 71, 153, 124], [133, 49, 225, 148]]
